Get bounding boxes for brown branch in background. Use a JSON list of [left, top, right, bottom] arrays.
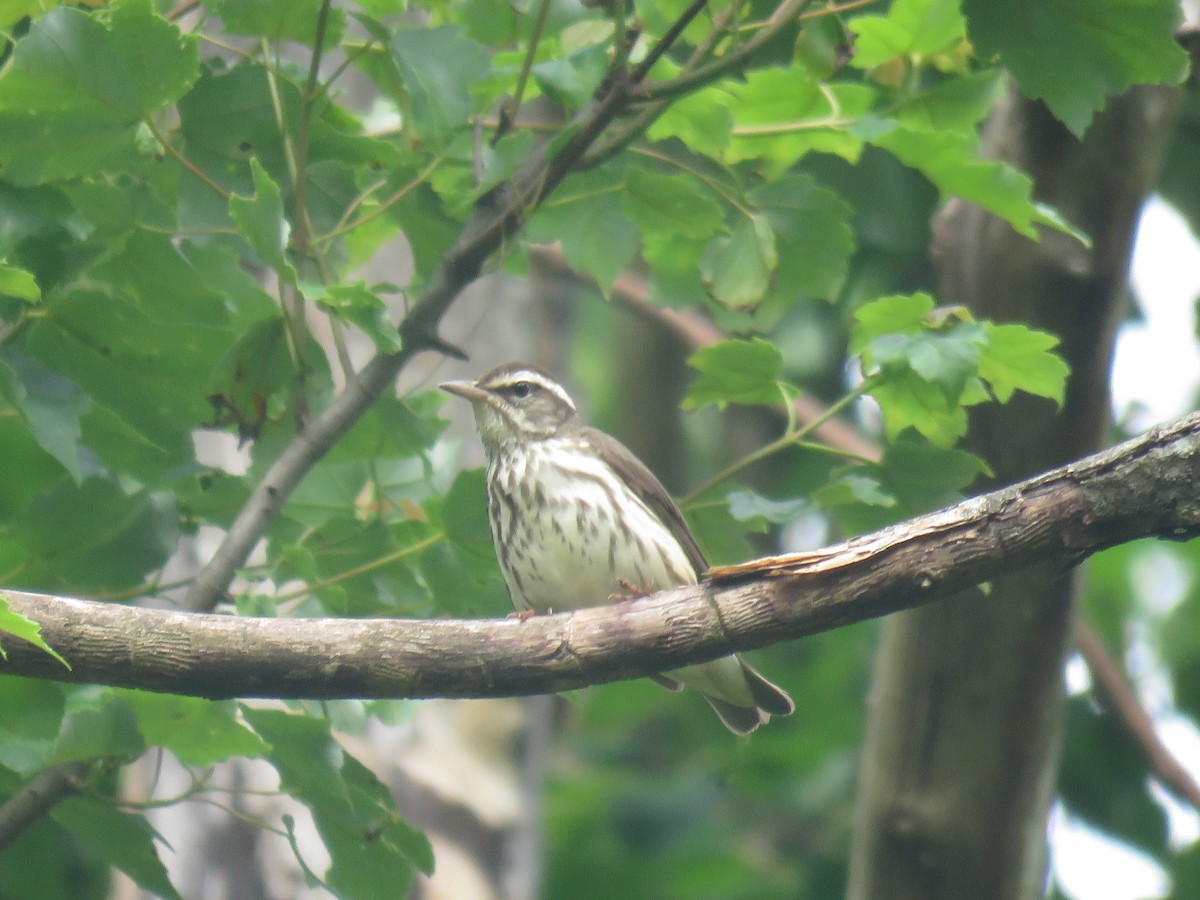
[[526, 244, 882, 462], [0, 760, 95, 851], [1073, 620, 1200, 810], [527, 243, 1200, 814]]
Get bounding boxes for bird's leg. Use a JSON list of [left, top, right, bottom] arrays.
[[609, 578, 656, 602], [507, 608, 550, 620]]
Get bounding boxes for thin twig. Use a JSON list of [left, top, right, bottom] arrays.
[[312, 156, 444, 246], [494, 0, 554, 145], [681, 376, 879, 505], [148, 121, 230, 200], [291, 0, 334, 264], [637, 0, 810, 102], [629, 0, 710, 83]]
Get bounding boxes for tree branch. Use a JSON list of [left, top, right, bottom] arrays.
[[0, 760, 95, 851], [532, 244, 1200, 810], [181, 0, 783, 614], [1073, 620, 1200, 810], [182, 55, 634, 613], [7, 414, 1200, 698]]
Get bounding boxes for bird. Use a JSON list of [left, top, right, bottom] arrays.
[[440, 361, 794, 734]]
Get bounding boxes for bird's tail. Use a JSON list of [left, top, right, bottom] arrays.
[[659, 655, 794, 735]]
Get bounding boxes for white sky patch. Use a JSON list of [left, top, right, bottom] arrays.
[[1056, 198, 1200, 899], [1051, 803, 1171, 900], [1114, 197, 1200, 430]]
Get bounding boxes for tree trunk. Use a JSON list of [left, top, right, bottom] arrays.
[[847, 83, 1183, 900]]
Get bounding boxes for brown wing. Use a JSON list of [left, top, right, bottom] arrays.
[[580, 426, 709, 577]]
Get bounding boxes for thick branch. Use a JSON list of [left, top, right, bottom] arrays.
[[529, 244, 1200, 815], [4, 414, 1199, 698]]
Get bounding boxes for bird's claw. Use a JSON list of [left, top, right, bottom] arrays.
[[609, 578, 656, 602], [507, 608, 551, 620]]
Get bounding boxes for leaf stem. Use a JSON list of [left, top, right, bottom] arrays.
[[147, 120, 230, 200], [494, 0, 554, 145], [272, 531, 445, 602], [681, 374, 880, 505]]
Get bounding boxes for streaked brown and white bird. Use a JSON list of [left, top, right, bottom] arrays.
[[440, 362, 794, 734]]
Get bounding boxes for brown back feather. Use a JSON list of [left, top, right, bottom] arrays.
[[580, 426, 708, 577]]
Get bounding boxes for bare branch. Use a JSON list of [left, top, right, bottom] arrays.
[[10, 413, 1200, 699], [0, 760, 95, 851], [1074, 620, 1200, 811]]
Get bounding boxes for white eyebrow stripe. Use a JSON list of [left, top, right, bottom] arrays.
[[492, 370, 576, 412]]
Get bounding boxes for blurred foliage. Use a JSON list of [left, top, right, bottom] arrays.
[[0, 0, 1193, 897]]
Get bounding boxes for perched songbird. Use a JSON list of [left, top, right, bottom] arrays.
[[440, 362, 794, 734]]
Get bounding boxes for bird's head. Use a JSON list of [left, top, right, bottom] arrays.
[[440, 362, 579, 454]]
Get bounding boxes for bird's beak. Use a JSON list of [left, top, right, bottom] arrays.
[[439, 380, 490, 404]]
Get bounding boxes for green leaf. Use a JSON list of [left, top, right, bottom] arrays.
[[870, 126, 1044, 237], [525, 169, 638, 294], [303, 281, 403, 352], [850, 0, 966, 68], [747, 174, 855, 301], [622, 167, 725, 243], [870, 371, 970, 445], [532, 42, 608, 109], [0, 350, 89, 482], [726, 73, 876, 168], [700, 214, 777, 309], [200, 0, 346, 45], [683, 490, 761, 565], [243, 707, 434, 898], [0, 595, 69, 668], [229, 158, 296, 281], [391, 26, 490, 147], [646, 82, 733, 157], [441, 467, 491, 548], [978, 322, 1070, 404], [879, 440, 990, 511], [682, 338, 784, 409], [0, 263, 41, 302], [814, 473, 897, 509], [0, 677, 65, 775], [24, 230, 247, 478], [894, 70, 1006, 134], [0, 0, 199, 184], [964, 0, 1189, 136], [422, 468, 510, 616], [1059, 696, 1169, 858], [870, 325, 985, 400], [14, 480, 178, 591], [118, 692, 267, 765], [725, 489, 810, 525], [51, 696, 145, 763], [850, 292, 936, 351], [53, 797, 182, 900]]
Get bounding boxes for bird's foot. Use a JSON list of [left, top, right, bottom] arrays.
[[609, 578, 656, 602], [507, 608, 551, 620]]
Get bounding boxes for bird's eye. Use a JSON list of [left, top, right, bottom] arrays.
[[509, 381, 534, 399]]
